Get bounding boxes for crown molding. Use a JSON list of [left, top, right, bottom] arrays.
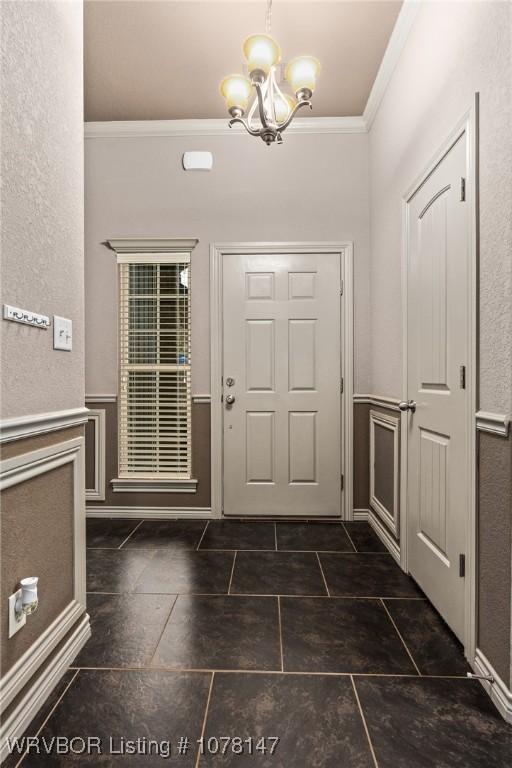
[[85, 115, 367, 139], [363, 0, 421, 130]]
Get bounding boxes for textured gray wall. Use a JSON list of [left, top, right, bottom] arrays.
[[1, 1, 85, 419], [478, 432, 512, 686], [368, 1, 512, 411], [84, 131, 371, 397]]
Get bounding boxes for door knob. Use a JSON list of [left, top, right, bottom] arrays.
[[398, 400, 416, 413], [225, 394, 236, 405]]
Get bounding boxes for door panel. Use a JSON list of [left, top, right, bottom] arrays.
[[406, 133, 468, 642], [223, 252, 341, 517]]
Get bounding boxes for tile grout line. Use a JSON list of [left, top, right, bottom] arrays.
[[380, 599, 422, 676], [316, 552, 331, 597], [350, 675, 379, 768], [118, 520, 144, 550], [87, 547, 392, 554], [277, 596, 284, 672], [17, 669, 81, 767], [196, 520, 210, 551], [85, 590, 427, 600], [227, 551, 237, 595], [67, 665, 471, 679], [341, 522, 358, 552], [195, 672, 215, 768], [148, 594, 179, 668]]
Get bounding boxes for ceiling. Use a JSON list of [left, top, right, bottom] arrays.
[[84, 0, 402, 122]]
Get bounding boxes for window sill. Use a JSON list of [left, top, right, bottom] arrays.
[[111, 477, 198, 494]]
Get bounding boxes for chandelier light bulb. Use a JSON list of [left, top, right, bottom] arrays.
[[273, 93, 296, 123], [220, 74, 252, 115], [243, 34, 281, 78], [285, 56, 321, 99]]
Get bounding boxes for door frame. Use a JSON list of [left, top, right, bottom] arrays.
[[210, 241, 354, 520], [400, 101, 478, 660]]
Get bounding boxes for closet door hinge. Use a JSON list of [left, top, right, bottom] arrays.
[[340, 280, 344, 296], [459, 554, 466, 578], [341, 475, 344, 490], [460, 177, 466, 202], [460, 365, 466, 389], [340, 378, 344, 394]]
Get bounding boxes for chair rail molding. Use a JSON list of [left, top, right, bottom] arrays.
[[0, 437, 87, 713], [85, 394, 117, 403], [475, 410, 510, 437], [0, 407, 89, 443], [85, 409, 106, 501], [353, 394, 401, 411]]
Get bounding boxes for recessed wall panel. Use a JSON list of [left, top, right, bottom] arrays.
[[246, 320, 275, 391], [289, 272, 317, 299], [289, 411, 317, 483], [419, 428, 449, 557], [289, 319, 316, 391], [246, 412, 275, 483], [419, 191, 448, 390]]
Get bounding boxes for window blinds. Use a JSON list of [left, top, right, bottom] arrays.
[[118, 255, 191, 478]]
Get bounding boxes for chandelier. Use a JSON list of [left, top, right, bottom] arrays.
[[219, 0, 320, 145]]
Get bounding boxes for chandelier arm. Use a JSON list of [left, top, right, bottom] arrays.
[[253, 80, 271, 130], [277, 99, 312, 132], [229, 116, 262, 137]]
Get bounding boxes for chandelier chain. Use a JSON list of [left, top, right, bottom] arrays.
[[266, 0, 272, 34]]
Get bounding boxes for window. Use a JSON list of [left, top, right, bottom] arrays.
[[117, 252, 192, 487]]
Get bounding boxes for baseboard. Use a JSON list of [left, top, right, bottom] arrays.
[[352, 508, 401, 564], [0, 600, 85, 713], [86, 505, 213, 519], [471, 649, 512, 723], [0, 613, 91, 763]]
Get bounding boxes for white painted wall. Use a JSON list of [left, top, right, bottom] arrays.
[[84, 131, 370, 395], [1, 1, 85, 419], [368, 0, 512, 413]]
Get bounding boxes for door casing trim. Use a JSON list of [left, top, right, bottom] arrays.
[[210, 242, 354, 520], [400, 100, 478, 661]]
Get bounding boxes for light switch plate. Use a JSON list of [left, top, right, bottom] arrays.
[[53, 315, 72, 351], [9, 589, 25, 638]]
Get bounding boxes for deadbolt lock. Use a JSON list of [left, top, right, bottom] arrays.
[[226, 377, 235, 387]]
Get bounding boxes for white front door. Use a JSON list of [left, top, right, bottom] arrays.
[[222, 252, 341, 517], [406, 132, 469, 642]]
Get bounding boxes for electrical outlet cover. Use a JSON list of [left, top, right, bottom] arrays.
[[9, 589, 25, 637]]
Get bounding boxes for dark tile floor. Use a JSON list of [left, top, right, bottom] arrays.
[[8, 518, 512, 767]]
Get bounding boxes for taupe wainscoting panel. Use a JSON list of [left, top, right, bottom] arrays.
[[85, 400, 211, 508], [85, 417, 96, 490], [478, 431, 512, 686], [353, 402, 370, 510], [370, 410, 400, 537], [353, 401, 400, 542], [1, 463, 74, 675]]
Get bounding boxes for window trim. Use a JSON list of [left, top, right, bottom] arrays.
[[107, 238, 198, 492]]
